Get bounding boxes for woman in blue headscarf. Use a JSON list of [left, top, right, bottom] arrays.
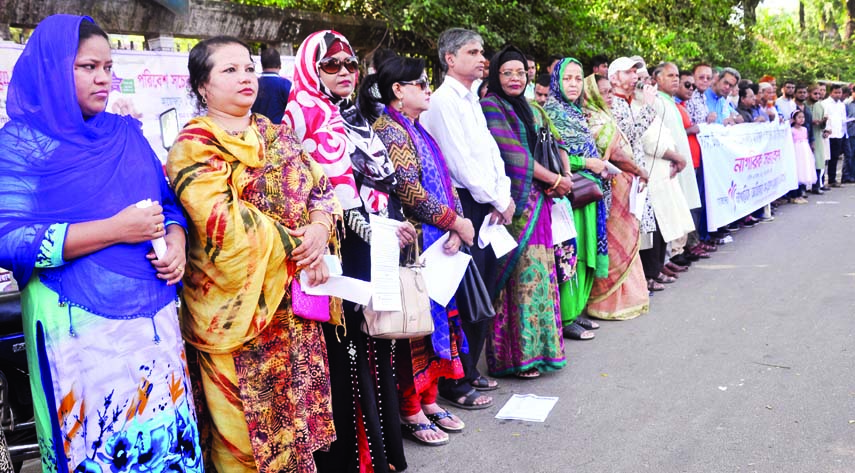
[[0, 15, 202, 472]]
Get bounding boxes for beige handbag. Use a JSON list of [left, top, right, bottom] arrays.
[[361, 244, 434, 339]]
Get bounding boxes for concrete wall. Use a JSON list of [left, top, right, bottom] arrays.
[[0, 0, 390, 52]]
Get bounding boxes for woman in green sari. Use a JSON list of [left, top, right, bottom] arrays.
[[543, 58, 609, 340]]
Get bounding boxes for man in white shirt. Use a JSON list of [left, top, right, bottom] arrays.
[[775, 79, 797, 121], [823, 83, 847, 186], [421, 28, 515, 408]]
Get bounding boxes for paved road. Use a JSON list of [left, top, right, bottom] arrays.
[[21, 187, 855, 473], [405, 186, 855, 473]]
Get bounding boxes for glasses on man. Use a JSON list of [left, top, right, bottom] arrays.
[[499, 70, 527, 80], [317, 56, 359, 75], [399, 78, 430, 91], [683, 81, 697, 90]]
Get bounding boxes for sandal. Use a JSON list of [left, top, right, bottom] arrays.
[[562, 322, 595, 340], [470, 375, 499, 391], [660, 266, 680, 279], [516, 369, 541, 379], [425, 409, 465, 433], [647, 279, 665, 292], [575, 316, 600, 330], [401, 422, 449, 446], [439, 390, 493, 410], [654, 273, 676, 284]]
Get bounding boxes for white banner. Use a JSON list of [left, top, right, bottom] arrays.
[[698, 121, 798, 231], [0, 42, 295, 163]]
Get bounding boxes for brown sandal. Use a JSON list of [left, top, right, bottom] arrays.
[[648, 279, 665, 291]]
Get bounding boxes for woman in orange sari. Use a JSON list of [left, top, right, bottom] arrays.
[[583, 74, 650, 320], [167, 36, 341, 472]]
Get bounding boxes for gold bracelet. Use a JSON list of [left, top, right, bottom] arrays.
[[549, 174, 562, 190], [310, 220, 332, 236]]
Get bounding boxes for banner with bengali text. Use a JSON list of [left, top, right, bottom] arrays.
[[698, 121, 798, 231], [0, 42, 294, 162]]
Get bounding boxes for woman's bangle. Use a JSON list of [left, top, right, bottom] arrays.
[[549, 174, 562, 190], [310, 220, 332, 236]]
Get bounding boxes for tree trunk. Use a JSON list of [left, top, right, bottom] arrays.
[[799, 1, 805, 31], [845, 0, 855, 42], [742, 0, 761, 29]]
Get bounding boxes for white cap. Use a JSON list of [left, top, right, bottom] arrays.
[[608, 56, 645, 79]]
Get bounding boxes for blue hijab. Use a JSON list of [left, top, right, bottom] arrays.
[[0, 15, 185, 318]]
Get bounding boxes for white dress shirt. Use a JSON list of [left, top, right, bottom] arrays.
[[420, 75, 512, 212], [822, 97, 847, 139]]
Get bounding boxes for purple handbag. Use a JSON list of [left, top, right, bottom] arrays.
[[291, 278, 330, 322]]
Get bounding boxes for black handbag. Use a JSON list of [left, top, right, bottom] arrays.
[[533, 126, 564, 176], [454, 249, 496, 324]]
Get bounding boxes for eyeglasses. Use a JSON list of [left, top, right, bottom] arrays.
[[317, 56, 359, 75], [500, 70, 527, 80], [399, 78, 430, 91], [683, 81, 696, 90]]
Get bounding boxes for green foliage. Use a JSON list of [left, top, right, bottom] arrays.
[[223, 0, 855, 83]]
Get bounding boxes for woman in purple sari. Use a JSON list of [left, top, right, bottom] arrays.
[[480, 45, 568, 378]]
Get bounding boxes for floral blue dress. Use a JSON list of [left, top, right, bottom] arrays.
[[22, 224, 203, 473]]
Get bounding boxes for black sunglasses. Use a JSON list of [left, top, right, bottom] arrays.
[[683, 81, 697, 90], [318, 56, 359, 75], [399, 78, 430, 91]]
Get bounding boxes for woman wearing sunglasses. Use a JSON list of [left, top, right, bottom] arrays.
[[284, 31, 416, 472], [360, 53, 473, 447]]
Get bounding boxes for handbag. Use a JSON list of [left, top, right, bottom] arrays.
[[361, 244, 434, 339], [291, 278, 331, 322], [454, 248, 496, 324], [534, 126, 564, 176], [569, 173, 604, 210]]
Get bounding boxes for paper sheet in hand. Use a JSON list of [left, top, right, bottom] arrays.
[[369, 214, 402, 311], [603, 160, 623, 176], [629, 177, 649, 221], [300, 255, 372, 305], [477, 217, 518, 258], [551, 198, 577, 243], [495, 394, 559, 422], [419, 232, 471, 307]]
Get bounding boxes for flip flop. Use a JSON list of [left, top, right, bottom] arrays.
[[401, 422, 449, 446], [425, 409, 465, 433], [576, 316, 600, 330], [439, 390, 493, 410], [470, 376, 499, 391], [562, 322, 595, 340], [515, 369, 541, 379]]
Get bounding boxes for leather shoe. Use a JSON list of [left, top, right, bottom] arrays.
[[670, 254, 692, 266], [661, 266, 680, 278], [821, 185, 831, 191], [665, 261, 688, 273]]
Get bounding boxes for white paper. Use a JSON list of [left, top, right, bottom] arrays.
[[551, 198, 577, 243], [419, 232, 471, 307], [298, 255, 372, 305], [495, 394, 559, 422], [478, 217, 518, 258], [629, 177, 649, 221], [369, 215, 402, 311], [603, 160, 623, 176], [135, 198, 167, 260]]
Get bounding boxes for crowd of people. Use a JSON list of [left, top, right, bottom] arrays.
[[0, 13, 849, 473]]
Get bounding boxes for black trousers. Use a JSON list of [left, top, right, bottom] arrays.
[[640, 225, 666, 280], [829, 137, 845, 184], [438, 188, 497, 399]]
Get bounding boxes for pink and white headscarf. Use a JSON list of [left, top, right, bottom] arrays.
[[284, 30, 394, 212]]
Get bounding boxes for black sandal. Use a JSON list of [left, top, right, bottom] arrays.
[[470, 375, 499, 392], [425, 409, 465, 433], [439, 390, 493, 410], [401, 422, 449, 446], [575, 316, 600, 330], [562, 322, 595, 340]]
